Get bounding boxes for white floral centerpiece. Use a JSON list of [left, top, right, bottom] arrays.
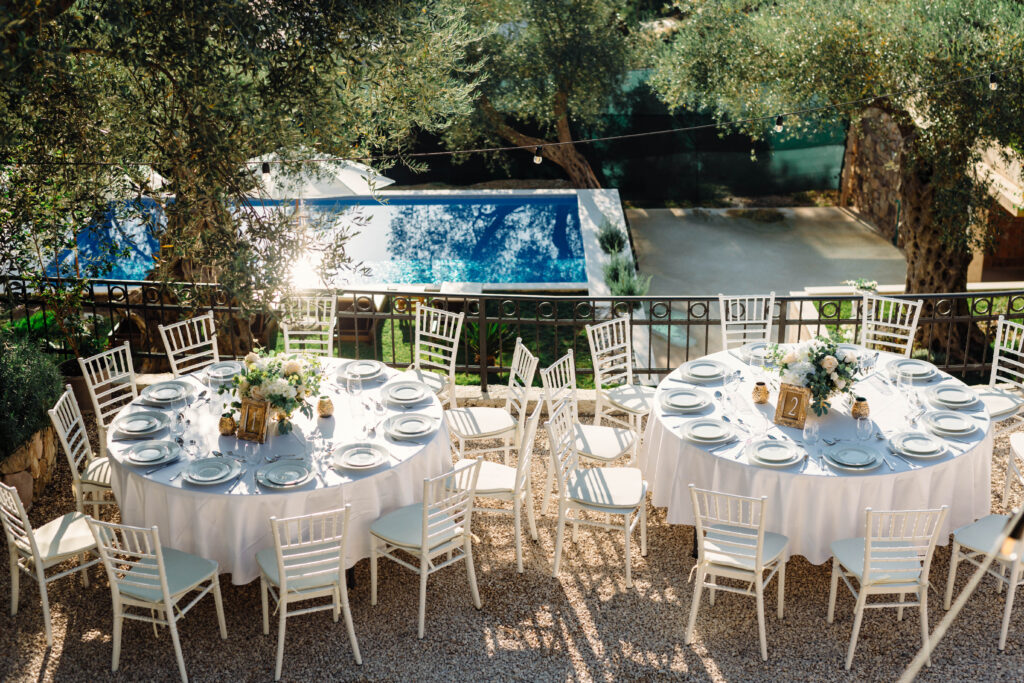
[[219, 349, 322, 434], [768, 336, 859, 416]]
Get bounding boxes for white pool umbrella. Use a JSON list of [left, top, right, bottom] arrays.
[[247, 152, 395, 199]]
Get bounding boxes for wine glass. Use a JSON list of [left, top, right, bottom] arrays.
[[855, 417, 874, 442], [802, 421, 820, 455], [171, 412, 186, 441], [346, 375, 363, 398]]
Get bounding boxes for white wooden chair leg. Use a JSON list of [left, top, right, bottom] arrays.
[[513, 500, 524, 574], [685, 567, 705, 644], [465, 539, 482, 609], [274, 604, 287, 681], [417, 556, 429, 639], [111, 609, 124, 672], [897, 592, 905, 621], [756, 580, 767, 661], [541, 458, 555, 516], [525, 487, 539, 541], [943, 543, 960, 610], [593, 396, 602, 427], [212, 577, 227, 639], [168, 614, 189, 683], [827, 560, 840, 623], [572, 517, 579, 543], [640, 504, 648, 556], [332, 586, 340, 623], [552, 508, 567, 578], [624, 513, 633, 588], [845, 593, 867, 671], [777, 561, 786, 619], [370, 540, 379, 606], [81, 553, 90, 586], [1000, 562, 1022, 650], [9, 548, 19, 615], [502, 435, 510, 467], [38, 568, 53, 648], [709, 575, 716, 606], [920, 588, 931, 667], [339, 578, 362, 665], [261, 578, 270, 634]]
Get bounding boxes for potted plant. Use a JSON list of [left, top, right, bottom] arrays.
[[0, 335, 64, 507]]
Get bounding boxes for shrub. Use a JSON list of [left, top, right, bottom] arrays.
[[603, 253, 651, 306], [0, 336, 64, 462], [597, 220, 626, 254]]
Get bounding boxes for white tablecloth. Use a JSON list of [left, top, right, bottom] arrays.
[[107, 359, 451, 584], [639, 348, 993, 564]]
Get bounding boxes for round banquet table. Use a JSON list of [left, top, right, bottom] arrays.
[[639, 347, 993, 564], [106, 358, 451, 584]]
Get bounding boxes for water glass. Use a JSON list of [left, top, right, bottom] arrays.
[[802, 421, 819, 452], [855, 417, 873, 442], [171, 412, 186, 440], [346, 376, 363, 398]]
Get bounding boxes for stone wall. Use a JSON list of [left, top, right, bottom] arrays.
[[0, 426, 59, 508], [839, 107, 903, 244]]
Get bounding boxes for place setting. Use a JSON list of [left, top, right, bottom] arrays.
[[110, 409, 172, 441], [886, 357, 939, 384], [337, 359, 387, 385], [255, 455, 316, 490], [659, 386, 713, 415], [332, 442, 392, 473], [674, 358, 729, 385], [138, 379, 195, 407], [920, 410, 981, 444], [679, 417, 738, 453], [204, 360, 245, 385], [744, 437, 803, 469], [924, 383, 981, 412], [123, 439, 184, 474], [179, 454, 244, 488], [380, 379, 434, 409]]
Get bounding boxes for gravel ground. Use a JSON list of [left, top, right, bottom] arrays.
[[2, 421, 1024, 682]]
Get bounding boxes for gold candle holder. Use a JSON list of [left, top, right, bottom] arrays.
[[317, 395, 334, 418], [218, 415, 237, 436], [752, 381, 769, 404], [851, 396, 870, 419]]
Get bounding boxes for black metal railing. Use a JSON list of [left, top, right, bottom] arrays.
[[4, 276, 1023, 389]]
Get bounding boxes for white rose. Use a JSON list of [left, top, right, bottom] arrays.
[[820, 355, 838, 372], [842, 350, 857, 364], [782, 350, 798, 365], [249, 383, 265, 400], [282, 360, 302, 376], [244, 351, 260, 366], [834, 377, 847, 390]]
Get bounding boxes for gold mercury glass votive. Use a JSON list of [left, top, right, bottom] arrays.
[[851, 396, 870, 419], [752, 381, 769, 404], [218, 415, 237, 436], [317, 396, 334, 418]]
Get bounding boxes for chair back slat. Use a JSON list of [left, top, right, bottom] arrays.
[[689, 485, 770, 572], [586, 317, 634, 390], [158, 311, 220, 377], [413, 304, 464, 378], [514, 402, 544, 494], [87, 519, 171, 604], [861, 507, 948, 586], [281, 296, 338, 357], [544, 401, 578, 495], [506, 339, 539, 439], [421, 460, 480, 552], [718, 292, 776, 351], [0, 482, 38, 558], [990, 315, 1024, 390], [270, 506, 350, 593], [79, 341, 138, 429], [859, 294, 923, 357], [540, 350, 578, 420], [49, 385, 94, 481]]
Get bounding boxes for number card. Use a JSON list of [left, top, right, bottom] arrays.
[[237, 397, 270, 443], [773, 383, 811, 429]]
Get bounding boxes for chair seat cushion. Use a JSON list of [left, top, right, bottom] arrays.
[[404, 369, 447, 395], [370, 503, 461, 550], [466, 459, 516, 495], [446, 407, 515, 439], [81, 457, 112, 488], [969, 385, 1023, 420], [256, 542, 342, 591], [953, 513, 1014, 559], [603, 385, 656, 415], [575, 424, 636, 462], [567, 466, 645, 509], [118, 547, 218, 604], [831, 537, 923, 586], [20, 512, 96, 564], [703, 524, 788, 571]]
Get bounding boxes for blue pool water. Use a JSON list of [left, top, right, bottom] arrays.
[[60, 193, 586, 285]]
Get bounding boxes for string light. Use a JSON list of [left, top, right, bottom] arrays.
[[989, 73, 999, 91], [774, 115, 785, 133], [532, 147, 543, 164], [261, 162, 271, 174]]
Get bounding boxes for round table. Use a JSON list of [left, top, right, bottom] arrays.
[[639, 347, 993, 564], [107, 358, 451, 584]]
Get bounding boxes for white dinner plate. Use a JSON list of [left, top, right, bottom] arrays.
[[182, 457, 241, 485], [747, 439, 801, 467], [332, 443, 388, 470], [824, 444, 882, 471], [889, 431, 947, 459], [736, 342, 770, 364], [339, 359, 385, 382], [682, 418, 732, 444], [925, 384, 979, 409], [206, 361, 243, 381], [382, 381, 430, 406], [384, 413, 437, 440], [922, 410, 976, 436], [126, 440, 180, 465], [888, 358, 937, 381], [140, 380, 193, 405], [837, 343, 863, 359], [113, 411, 170, 438], [261, 461, 313, 488], [661, 388, 711, 413], [680, 359, 726, 383]]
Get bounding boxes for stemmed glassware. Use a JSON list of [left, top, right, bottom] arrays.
[[802, 420, 820, 457]]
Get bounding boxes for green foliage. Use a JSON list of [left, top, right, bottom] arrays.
[[597, 220, 627, 254], [604, 253, 651, 301], [0, 335, 63, 462], [464, 321, 512, 360]]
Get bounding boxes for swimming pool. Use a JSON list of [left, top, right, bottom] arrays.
[[61, 193, 587, 287]]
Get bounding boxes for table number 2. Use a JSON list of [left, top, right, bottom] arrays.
[[773, 383, 811, 429]]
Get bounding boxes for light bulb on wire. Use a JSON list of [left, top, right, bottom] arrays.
[[532, 147, 543, 164], [261, 162, 271, 174], [989, 73, 999, 91], [774, 115, 785, 133]]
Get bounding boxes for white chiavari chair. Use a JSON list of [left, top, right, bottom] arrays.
[[256, 506, 361, 680], [546, 401, 647, 587], [718, 292, 775, 352], [685, 485, 788, 661], [280, 295, 337, 357], [409, 303, 464, 409], [586, 317, 655, 433], [457, 402, 543, 573], [79, 341, 138, 458], [87, 518, 227, 683], [48, 385, 114, 517], [1, 482, 99, 647], [538, 350, 637, 515], [445, 338, 538, 465], [370, 459, 482, 638], [158, 311, 220, 377], [971, 316, 1024, 445], [827, 506, 948, 670], [859, 293, 923, 357]]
